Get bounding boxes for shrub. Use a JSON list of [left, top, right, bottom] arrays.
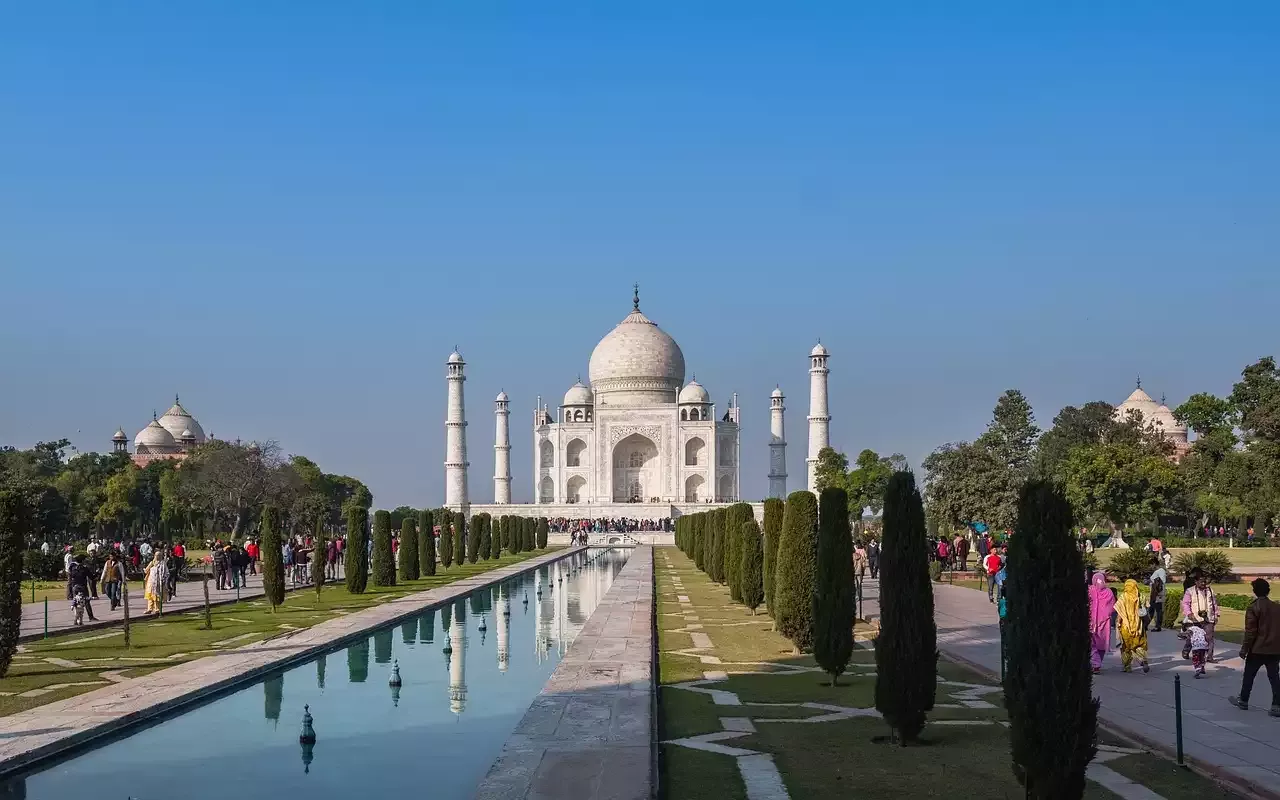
[[467, 513, 482, 564], [260, 508, 285, 608], [399, 516, 419, 581], [22, 549, 62, 580], [1081, 551, 1098, 572], [345, 505, 368, 593], [874, 472, 936, 744], [762, 498, 784, 618], [1164, 588, 1183, 627], [1216, 593, 1254, 611], [537, 518, 548, 549], [1105, 548, 1158, 581], [0, 490, 29, 678], [928, 560, 943, 582], [739, 519, 764, 614], [1172, 550, 1234, 583], [371, 510, 396, 587], [419, 509, 436, 577], [438, 511, 454, 568], [813, 487, 854, 685], [774, 491, 819, 653], [1003, 480, 1097, 797]]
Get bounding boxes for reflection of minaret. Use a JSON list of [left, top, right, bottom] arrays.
[[494, 391, 512, 504], [806, 342, 830, 494], [768, 387, 787, 499], [445, 349, 470, 511], [448, 614, 468, 714], [497, 588, 510, 672]]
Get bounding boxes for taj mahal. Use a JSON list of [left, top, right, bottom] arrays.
[[450, 287, 832, 523]]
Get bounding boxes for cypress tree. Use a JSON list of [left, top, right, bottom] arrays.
[[874, 472, 937, 744], [467, 513, 481, 564], [739, 519, 764, 615], [762, 498, 784, 620], [260, 508, 285, 609], [525, 518, 536, 551], [693, 514, 706, 573], [537, 518, 548, 549], [345, 505, 368, 593], [478, 514, 492, 560], [438, 510, 454, 569], [453, 512, 466, 566], [774, 490, 818, 653], [725, 503, 752, 602], [399, 516, 419, 581], [499, 516, 510, 553], [706, 510, 723, 583], [0, 490, 29, 678], [419, 509, 436, 576], [1005, 481, 1097, 797], [813, 487, 854, 685], [313, 519, 326, 598], [512, 517, 523, 555], [371, 510, 396, 587], [491, 516, 504, 559]]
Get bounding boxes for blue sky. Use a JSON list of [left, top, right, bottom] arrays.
[[2, 2, 1277, 507]]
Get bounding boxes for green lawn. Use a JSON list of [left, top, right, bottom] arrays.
[[1093, 547, 1280, 570], [656, 546, 1240, 800], [1, 548, 559, 717]]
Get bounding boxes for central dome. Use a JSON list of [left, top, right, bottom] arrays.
[[588, 296, 685, 406]]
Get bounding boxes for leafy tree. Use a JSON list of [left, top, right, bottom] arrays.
[[453, 512, 466, 564], [389, 505, 417, 532], [439, 511, 454, 568], [345, 505, 368, 593], [762, 498, 784, 618], [774, 490, 818, 653], [1034, 401, 1118, 481], [399, 516, 419, 581], [847, 449, 905, 517], [95, 465, 140, 536], [813, 487, 854, 684], [813, 447, 850, 493], [537, 517, 548, 549], [1063, 442, 1180, 529], [419, 509, 436, 576], [260, 508, 285, 609], [874, 472, 936, 744], [1004, 481, 1097, 798], [979, 389, 1040, 474], [0, 489, 28, 677], [467, 513, 482, 564], [739, 518, 764, 614], [371, 510, 395, 587]]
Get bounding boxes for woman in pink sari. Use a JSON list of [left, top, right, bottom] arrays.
[[1089, 572, 1115, 673]]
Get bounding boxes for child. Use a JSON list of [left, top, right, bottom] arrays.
[[1186, 620, 1210, 677], [71, 586, 88, 626]]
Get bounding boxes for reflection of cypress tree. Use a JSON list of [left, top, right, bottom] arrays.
[[264, 673, 283, 723], [441, 603, 453, 634], [401, 620, 417, 645], [374, 628, 393, 664], [420, 608, 436, 644], [316, 653, 327, 689], [348, 637, 370, 683], [0, 776, 27, 799]]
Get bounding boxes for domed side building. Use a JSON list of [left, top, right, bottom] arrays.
[[113, 396, 210, 467], [1115, 380, 1190, 461]]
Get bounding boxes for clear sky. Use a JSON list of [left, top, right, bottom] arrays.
[[2, 2, 1277, 507]]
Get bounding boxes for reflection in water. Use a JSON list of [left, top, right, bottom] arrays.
[[420, 608, 435, 644], [496, 586, 510, 673], [401, 620, 416, 645], [348, 637, 369, 683], [264, 673, 283, 724], [448, 608, 467, 715], [316, 654, 326, 690], [374, 629, 393, 664]]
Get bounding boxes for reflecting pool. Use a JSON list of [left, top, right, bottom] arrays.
[[3, 547, 629, 800]]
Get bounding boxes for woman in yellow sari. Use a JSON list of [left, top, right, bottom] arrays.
[[143, 550, 169, 615], [1115, 579, 1150, 673]]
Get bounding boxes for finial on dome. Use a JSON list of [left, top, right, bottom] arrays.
[[152, 410, 158, 421], [174, 393, 180, 405], [1136, 375, 1142, 389], [1161, 393, 1167, 405], [632, 282, 640, 311]]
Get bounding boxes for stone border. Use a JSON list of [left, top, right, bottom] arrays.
[[0, 547, 583, 778], [476, 546, 654, 800]]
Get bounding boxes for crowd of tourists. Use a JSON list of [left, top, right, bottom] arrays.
[[546, 517, 672, 534]]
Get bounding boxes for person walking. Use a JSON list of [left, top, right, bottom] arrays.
[[1089, 571, 1115, 674], [1115, 579, 1150, 673], [983, 549, 1003, 603], [955, 534, 970, 572], [67, 556, 98, 621], [143, 551, 168, 615], [1148, 575, 1167, 632], [867, 538, 880, 579], [1229, 578, 1280, 715], [1182, 570, 1220, 662], [212, 545, 228, 590], [852, 542, 868, 579], [100, 551, 126, 611]]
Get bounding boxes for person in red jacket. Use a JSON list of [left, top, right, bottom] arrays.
[[245, 540, 259, 575], [984, 550, 1003, 603]]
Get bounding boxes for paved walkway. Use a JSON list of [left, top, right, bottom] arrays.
[[884, 581, 1280, 798], [477, 546, 653, 800]]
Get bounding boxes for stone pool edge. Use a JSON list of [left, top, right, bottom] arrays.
[[0, 546, 587, 778], [475, 545, 654, 800]]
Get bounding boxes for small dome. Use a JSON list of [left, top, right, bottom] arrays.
[[1151, 404, 1186, 434], [679, 379, 710, 405], [770, 386, 784, 398], [112, 427, 128, 442], [810, 342, 829, 357], [447, 350, 464, 364], [563, 380, 594, 407], [135, 418, 176, 450], [496, 390, 509, 402], [180, 429, 196, 441]]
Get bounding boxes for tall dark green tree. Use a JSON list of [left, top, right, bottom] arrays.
[[725, 503, 752, 602], [813, 487, 854, 685], [511, 516, 523, 555], [467, 513, 482, 564], [707, 509, 725, 583], [0, 490, 29, 677], [345, 505, 368, 593], [536, 517, 548, 549], [419, 509, 436, 576], [452, 512, 466, 566], [491, 515, 504, 559], [739, 518, 764, 615], [762, 498, 784, 620], [478, 514, 492, 560], [1005, 481, 1097, 798], [371, 510, 396, 587], [525, 517, 536, 551], [312, 519, 326, 598], [399, 516, 419, 581], [692, 513, 706, 572], [773, 491, 818, 652], [438, 509, 454, 568], [260, 507, 285, 609], [874, 472, 937, 744], [499, 516, 510, 553]]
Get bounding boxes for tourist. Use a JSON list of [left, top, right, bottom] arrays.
[[1115, 579, 1150, 673], [71, 585, 89, 626], [1161, 549, 1173, 571], [852, 541, 868, 579], [867, 538, 880, 578], [246, 539, 259, 575], [1148, 575, 1167, 632], [213, 545, 229, 590], [983, 548, 1002, 603], [62, 546, 75, 579], [954, 534, 970, 572], [326, 538, 339, 579], [143, 551, 169, 614], [67, 555, 98, 621], [1229, 578, 1280, 715], [1089, 572, 1115, 674], [100, 551, 126, 611], [40, 540, 50, 556], [1181, 570, 1220, 663], [1186, 621, 1210, 678], [936, 537, 950, 569]]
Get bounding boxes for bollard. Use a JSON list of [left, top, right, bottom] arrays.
[[44, 597, 48, 639], [1174, 674, 1185, 766]]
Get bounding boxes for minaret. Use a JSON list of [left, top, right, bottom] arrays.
[[806, 342, 830, 494], [768, 387, 787, 498], [494, 390, 512, 504], [445, 349, 470, 511]]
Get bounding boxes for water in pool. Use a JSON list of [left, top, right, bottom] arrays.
[[4, 547, 629, 800]]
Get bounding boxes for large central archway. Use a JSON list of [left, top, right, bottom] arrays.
[[612, 433, 658, 502]]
